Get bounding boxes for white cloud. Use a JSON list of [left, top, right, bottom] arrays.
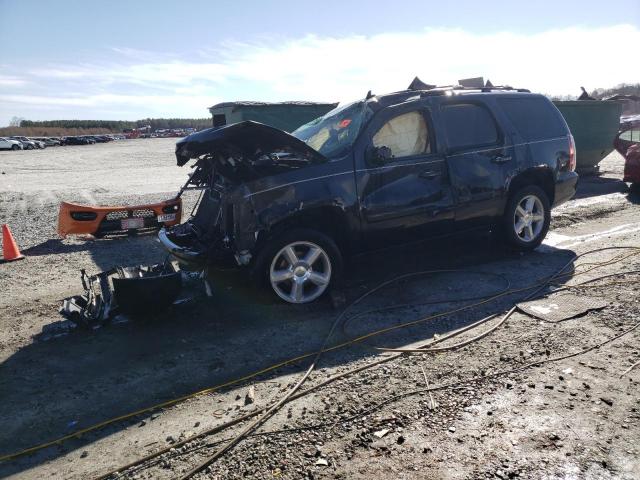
[[0, 74, 29, 87], [218, 24, 639, 101], [2, 24, 639, 124]]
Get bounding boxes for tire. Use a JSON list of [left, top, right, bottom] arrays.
[[253, 228, 343, 304], [26, 144, 34, 150], [501, 185, 551, 251], [11, 145, 20, 151]]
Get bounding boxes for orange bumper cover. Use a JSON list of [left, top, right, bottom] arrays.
[[58, 198, 182, 238]]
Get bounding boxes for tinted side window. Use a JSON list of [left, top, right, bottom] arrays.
[[442, 104, 498, 150], [372, 111, 430, 159], [497, 97, 566, 141]]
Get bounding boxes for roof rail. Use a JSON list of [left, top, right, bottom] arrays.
[[418, 85, 531, 97]]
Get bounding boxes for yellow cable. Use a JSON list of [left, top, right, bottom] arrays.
[[2, 246, 638, 463]]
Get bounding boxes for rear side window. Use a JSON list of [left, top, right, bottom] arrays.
[[497, 97, 566, 141], [442, 103, 498, 150]]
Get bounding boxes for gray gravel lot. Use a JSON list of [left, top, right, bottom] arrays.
[[0, 141, 639, 480]]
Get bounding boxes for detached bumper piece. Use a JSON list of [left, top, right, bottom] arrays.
[[60, 263, 182, 328], [57, 199, 182, 238]]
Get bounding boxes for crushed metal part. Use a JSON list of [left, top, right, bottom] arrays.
[[60, 263, 182, 328], [517, 294, 608, 322]]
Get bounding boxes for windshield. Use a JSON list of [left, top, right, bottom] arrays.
[[292, 100, 370, 158]]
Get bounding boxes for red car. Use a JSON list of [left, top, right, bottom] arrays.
[[614, 115, 640, 187]]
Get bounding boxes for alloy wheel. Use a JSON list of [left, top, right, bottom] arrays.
[[269, 241, 332, 304], [513, 194, 545, 242]]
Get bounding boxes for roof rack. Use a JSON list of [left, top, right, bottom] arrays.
[[418, 85, 531, 97]]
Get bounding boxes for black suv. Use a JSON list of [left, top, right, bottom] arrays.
[[160, 86, 578, 304]]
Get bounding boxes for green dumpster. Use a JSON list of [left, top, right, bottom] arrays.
[[553, 100, 623, 173], [209, 101, 338, 133]]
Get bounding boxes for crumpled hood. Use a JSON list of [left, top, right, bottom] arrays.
[[175, 121, 325, 167]]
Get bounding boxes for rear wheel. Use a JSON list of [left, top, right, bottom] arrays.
[[254, 228, 343, 304], [501, 185, 550, 251], [11, 144, 20, 151]]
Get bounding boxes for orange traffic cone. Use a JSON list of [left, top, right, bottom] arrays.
[[1, 224, 25, 263]]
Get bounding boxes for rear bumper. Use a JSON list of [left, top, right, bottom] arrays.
[[553, 171, 579, 207]]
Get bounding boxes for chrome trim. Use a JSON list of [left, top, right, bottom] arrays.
[[244, 137, 568, 198], [158, 228, 202, 261]]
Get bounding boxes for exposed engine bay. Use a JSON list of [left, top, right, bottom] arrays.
[[160, 121, 329, 267]]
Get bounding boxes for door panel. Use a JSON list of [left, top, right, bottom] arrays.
[[439, 102, 512, 226], [360, 158, 451, 225], [446, 146, 514, 223], [355, 104, 455, 248]]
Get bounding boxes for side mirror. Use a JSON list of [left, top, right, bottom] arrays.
[[367, 145, 393, 165]]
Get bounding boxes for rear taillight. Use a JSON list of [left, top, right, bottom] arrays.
[[567, 134, 576, 172]]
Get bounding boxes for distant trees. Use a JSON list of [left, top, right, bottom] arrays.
[[547, 83, 640, 115], [19, 119, 135, 131], [135, 118, 212, 130], [590, 83, 640, 99], [591, 83, 640, 115], [18, 118, 212, 132]]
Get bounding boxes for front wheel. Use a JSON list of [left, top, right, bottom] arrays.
[[26, 144, 34, 150], [501, 185, 550, 251], [11, 144, 20, 151], [254, 228, 343, 304]]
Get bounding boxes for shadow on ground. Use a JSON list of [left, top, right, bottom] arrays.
[[0, 232, 575, 477], [572, 172, 629, 200]]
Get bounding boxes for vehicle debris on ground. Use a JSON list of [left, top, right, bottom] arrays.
[[58, 198, 182, 238], [60, 262, 182, 328]]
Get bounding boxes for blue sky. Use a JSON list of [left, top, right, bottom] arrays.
[[0, 0, 638, 125]]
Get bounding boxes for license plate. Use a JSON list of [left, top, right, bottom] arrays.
[[121, 217, 144, 229], [157, 213, 176, 223]]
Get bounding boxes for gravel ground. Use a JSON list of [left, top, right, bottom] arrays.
[[0, 142, 639, 480]]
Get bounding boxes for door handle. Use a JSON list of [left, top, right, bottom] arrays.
[[491, 154, 512, 164], [419, 171, 439, 180]]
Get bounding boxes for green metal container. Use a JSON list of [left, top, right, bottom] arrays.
[[553, 100, 622, 173], [208, 101, 338, 133]]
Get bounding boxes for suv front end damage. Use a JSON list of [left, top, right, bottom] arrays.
[[159, 121, 328, 268]]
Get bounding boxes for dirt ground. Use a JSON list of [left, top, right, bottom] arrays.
[[0, 141, 639, 480]]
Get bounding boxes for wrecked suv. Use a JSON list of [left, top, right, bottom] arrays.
[[160, 85, 577, 304]]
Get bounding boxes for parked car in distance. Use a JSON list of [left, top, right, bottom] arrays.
[[28, 138, 46, 149], [0, 137, 23, 150], [64, 136, 93, 145], [160, 85, 578, 304], [33, 137, 61, 146], [10, 136, 37, 150]]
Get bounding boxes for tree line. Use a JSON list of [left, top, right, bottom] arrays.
[[18, 117, 212, 131]]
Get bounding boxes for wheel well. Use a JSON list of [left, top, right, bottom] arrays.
[[508, 168, 555, 205], [260, 206, 350, 254]]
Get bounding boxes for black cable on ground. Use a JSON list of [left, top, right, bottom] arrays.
[[126, 316, 640, 478], [173, 247, 640, 479], [5, 247, 638, 476], [91, 246, 640, 479]]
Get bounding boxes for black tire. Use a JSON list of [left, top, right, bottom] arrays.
[[501, 185, 551, 251], [26, 144, 34, 150], [253, 228, 343, 304], [11, 144, 20, 151]]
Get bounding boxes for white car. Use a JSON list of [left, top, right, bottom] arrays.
[[0, 137, 23, 150], [10, 136, 37, 150], [28, 138, 46, 149]]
